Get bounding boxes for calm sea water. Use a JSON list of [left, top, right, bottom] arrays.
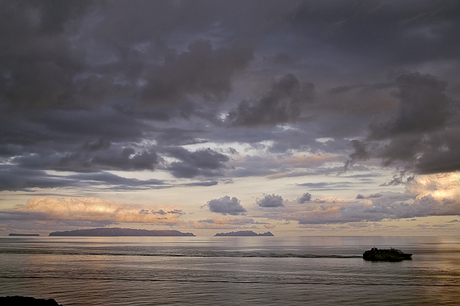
[[0, 235, 459, 305]]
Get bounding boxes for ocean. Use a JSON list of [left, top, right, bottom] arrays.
[[0, 235, 459, 305]]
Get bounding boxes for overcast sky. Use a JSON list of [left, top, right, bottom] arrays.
[[1, 0, 460, 236]]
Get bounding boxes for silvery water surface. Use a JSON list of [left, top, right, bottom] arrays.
[[1, 236, 459, 305]]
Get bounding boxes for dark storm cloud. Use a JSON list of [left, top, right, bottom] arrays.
[[140, 40, 254, 106], [344, 71, 460, 174], [369, 72, 450, 139], [329, 82, 394, 95], [342, 140, 371, 173], [68, 172, 166, 188], [0, 166, 75, 191], [291, 0, 460, 66], [257, 194, 284, 208], [0, 164, 166, 192], [0, 106, 146, 154], [1, 0, 460, 196], [0, 0, 95, 111], [228, 74, 315, 126], [53, 147, 160, 172], [206, 196, 247, 215], [164, 147, 229, 178]]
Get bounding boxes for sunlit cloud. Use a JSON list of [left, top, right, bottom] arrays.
[[263, 174, 460, 224], [13, 197, 184, 224]]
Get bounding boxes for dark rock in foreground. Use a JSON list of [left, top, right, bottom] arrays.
[[0, 296, 62, 306], [49, 227, 195, 237], [214, 230, 274, 236], [9, 233, 40, 236]]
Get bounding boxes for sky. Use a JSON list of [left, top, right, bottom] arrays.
[[1, 0, 460, 236]]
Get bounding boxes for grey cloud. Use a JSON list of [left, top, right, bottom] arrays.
[[272, 53, 297, 65], [0, 106, 146, 155], [296, 181, 356, 191], [0, 210, 48, 221], [196, 217, 256, 228], [297, 193, 312, 203], [293, 196, 460, 225], [414, 127, 460, 174], [357, 193, 382, 200], [369, 72, 450, 139], [206, 196, 247, 215], [11, 144, 160, 173], [154, 127, 208, 146], [140, 209, 183, 215], [329, 82, 394, 95], [0, 164, 166, 192], [344, 71, 460, 174], [82, 139, 111, 151], [55, 147, 160, 172], [257, 194, 284, 208], [164, 147, 229, 178], [0, 1, 94, 111], [380, 171, 414, 187], [291, 1, 460, 66], [228, 74, 315, 127], [0, 166, 76, 191], [342, 140, 371, 172], [140, 40, 254, 106], [181, 181, 219, 187]]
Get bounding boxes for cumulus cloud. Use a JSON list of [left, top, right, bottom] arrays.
[[257, 194, 284, 207], [11, 197, 184, 224], [297, 193, 312, 203], [206, 196, 247, 215]]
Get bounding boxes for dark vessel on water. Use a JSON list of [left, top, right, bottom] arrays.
[[363, 247, 412, 261]]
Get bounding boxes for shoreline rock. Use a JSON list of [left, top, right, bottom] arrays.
[[0, 296, 62, 306]]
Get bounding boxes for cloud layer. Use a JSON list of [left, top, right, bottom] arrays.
[[1, 1, 460, 234], [276, 173, 460, 224]]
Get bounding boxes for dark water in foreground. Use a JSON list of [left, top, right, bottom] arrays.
[[0, 236, 459, 305]]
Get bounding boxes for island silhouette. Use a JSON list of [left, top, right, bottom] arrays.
[[49, 227, 195, 236], [214, 230, 274, 236]]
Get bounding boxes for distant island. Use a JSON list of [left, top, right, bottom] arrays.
[[8, 233, 40, 236], [214, 231, 274, 236], [49, 227, 195, 237]]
